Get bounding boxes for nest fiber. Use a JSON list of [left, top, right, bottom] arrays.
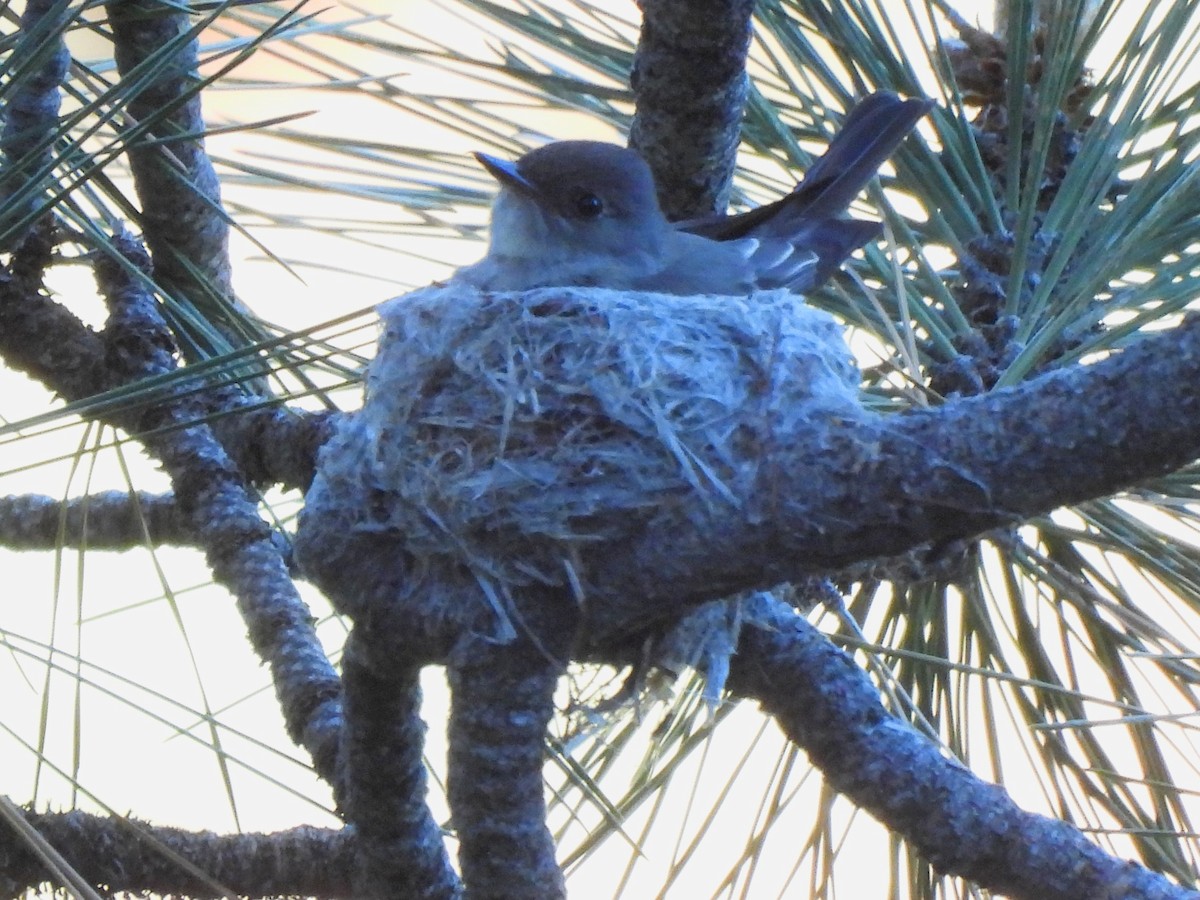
[[302, 283, 861, 625]]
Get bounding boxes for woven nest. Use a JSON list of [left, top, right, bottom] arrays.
[[301, 283, 862, 636]]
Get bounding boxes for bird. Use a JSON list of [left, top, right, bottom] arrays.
[[455, 92, 933, 296]]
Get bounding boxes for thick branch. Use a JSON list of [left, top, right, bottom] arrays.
[[95, 234, 343, 783], [446, 591, 575, 899], [0, 806, 352, 899], [0, 239, 108, 400], [723, 595, 1200, 900], [340, 634, 461, 899], [0, 0, 71, 250], [630, 0, 754, 218], [210, 398, 335, 491], [0, 265, 330, 492], [584, 314, 1200, 642], [0, 491, 189, 550], [107, 0, 243, 357]]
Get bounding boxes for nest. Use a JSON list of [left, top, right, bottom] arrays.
[[300, 283, 862, 639]]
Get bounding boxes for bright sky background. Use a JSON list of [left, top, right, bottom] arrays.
[[4, 1, 1195, 897]]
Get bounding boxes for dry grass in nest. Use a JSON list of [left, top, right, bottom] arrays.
[[302, 283, 862, 639]]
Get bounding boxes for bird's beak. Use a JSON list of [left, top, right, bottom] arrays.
[[473, 152, 538, 197]]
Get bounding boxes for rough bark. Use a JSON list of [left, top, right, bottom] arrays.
[[445, 592, 576, 899], [630, 0, 755, 219], [94, 234, 344, 784], [0, 491, 189, 549], [0, 807, 353, 899], [107, 0, 246, 361], [726, 594, 1200, 900], [339, 635, 461, 899]]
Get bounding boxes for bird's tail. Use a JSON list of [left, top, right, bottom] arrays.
[[681, 91, 932, 291], [687, 92, 932, 241], [791, 92, 934, 220]]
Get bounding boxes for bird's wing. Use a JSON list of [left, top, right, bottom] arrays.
[[734, 236, 822, 292], [645, 231, 827, 295]]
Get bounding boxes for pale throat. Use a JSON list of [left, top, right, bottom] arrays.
[[487, 191, 565, 261]]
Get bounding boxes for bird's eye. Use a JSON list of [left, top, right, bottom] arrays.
[[572, 191, 604, 219]]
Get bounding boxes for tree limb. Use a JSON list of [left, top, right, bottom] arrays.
[[446, 615, 570, 900], [339, 634, 462, 898], [107, 0, 244, 359], [723, 593, 1200, 900], [0, 0, 71, 251], [0, 491, 190, 550], [94, 232, 344, 784], [630, 0, 755, 218], [0, 251, 332, 493], [0, 805, 352, 899]]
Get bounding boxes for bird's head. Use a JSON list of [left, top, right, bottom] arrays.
[[474, 141, 670, 264]]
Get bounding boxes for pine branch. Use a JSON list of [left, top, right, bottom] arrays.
[[0, 0, 72, 251], [0, 228, 108, 399], [444, 592, 575, 900], [339, 634, 461, 898], [630, 0, 755, 218], [93, 231, 343, 784], [0, 491, 189, 550], [581, 309, 1200, 645], [0, 804, 353, 899], [0, 245, 332, 493], [107, 0, 237, 332], [724, 593, 1200, 900]]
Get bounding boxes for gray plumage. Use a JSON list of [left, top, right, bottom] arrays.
[[457, 92, 932, 296]]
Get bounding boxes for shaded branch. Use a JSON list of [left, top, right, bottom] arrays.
[[0, 232, 109, 400], [0, 0, 71, 250], [107, 0, 244, 358], [339, 634, 461, 899], [445, 592, 574, 900], [94, 232, 343, 784], [207, 396, 336, 492], [0, 257, 331, 493], [0, 806, 352, 899], [0, 491, 190, 550], [723, 594, 1200, 900], [630, 0, 754, 218]]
